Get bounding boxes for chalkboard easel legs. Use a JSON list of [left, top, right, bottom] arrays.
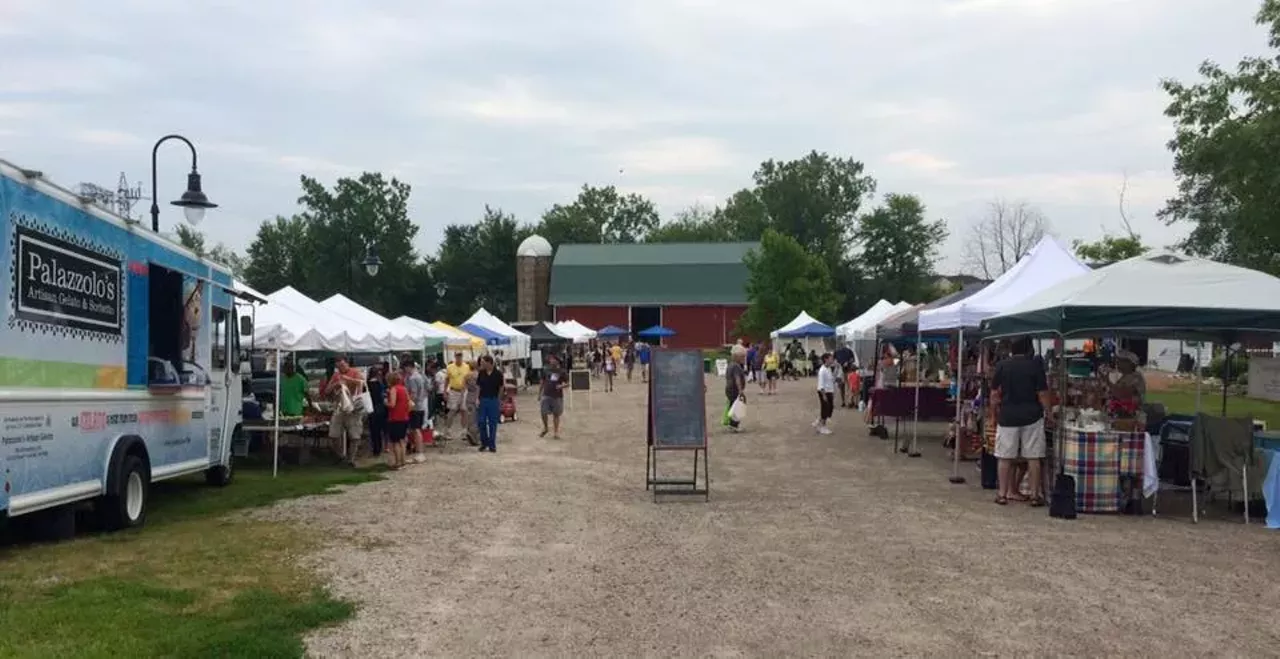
[[647, 447, 709, 502]]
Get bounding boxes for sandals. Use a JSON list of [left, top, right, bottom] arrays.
[[994, 496, 1008, 505], [1029, 496, 1046, 508]]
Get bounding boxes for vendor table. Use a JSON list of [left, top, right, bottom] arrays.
[[241, 420, 330, 464], [870, 386, 953, 447], [1059, 429, 1158, 513]]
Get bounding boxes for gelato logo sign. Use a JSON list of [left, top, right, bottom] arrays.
[[16, 226, 122, 334]]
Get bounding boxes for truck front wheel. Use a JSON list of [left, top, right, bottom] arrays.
[[205, 457, 233, 487], [100, 455, 149, 531]]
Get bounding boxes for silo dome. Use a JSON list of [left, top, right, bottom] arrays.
[[517, 234, 553, 258]]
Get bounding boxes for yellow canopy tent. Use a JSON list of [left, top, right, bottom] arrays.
[[431, 321, 485, 356]]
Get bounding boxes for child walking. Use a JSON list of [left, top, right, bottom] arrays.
[[814, 353, 835, 435], [385, 371, 411, 468]]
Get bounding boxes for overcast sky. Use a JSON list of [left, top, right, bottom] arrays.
[[0, 0, 1267, 273]]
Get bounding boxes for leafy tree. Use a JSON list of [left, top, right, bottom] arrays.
[[646, 205, 733, 243], [961, 199, 1051, 278], [433, 206, 533, 322], [243, 215, 313, 295], [849, 193, 949, 308], [1160, 0, 1280, 274], [174, 225, 205, 255], [714, 189, 772, 240], [1072, 234, 1147, 264], [294, 172, 421, 317], [748, 151, 876, 269], [537, 184, 660, 246], [734, 229, 842, 339], [173, 225, 247, 277]]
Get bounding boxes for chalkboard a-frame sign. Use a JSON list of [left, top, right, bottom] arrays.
[[647, 348, 707, 449]]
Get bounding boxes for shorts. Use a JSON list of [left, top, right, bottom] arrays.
[[447, 390, 464, 411], [540, 396, 564, 416], [409, 410, 425, 429], [387, 421, 408, 443], [994, 418, 1046, 459], [818, 391, 834, 421], [766, 369, 778, 380], [328, 409, 364, 440]]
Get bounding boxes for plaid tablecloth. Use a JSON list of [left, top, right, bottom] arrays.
[[1060, 430, 1147, 513]]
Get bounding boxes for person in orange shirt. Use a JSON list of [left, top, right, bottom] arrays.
[[845, 368, 861, 409]]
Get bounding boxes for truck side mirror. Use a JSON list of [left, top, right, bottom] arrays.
[[239, 316, 253, 336]]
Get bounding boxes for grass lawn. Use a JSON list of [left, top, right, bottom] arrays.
[[0, 461, 384, 659], [1147, 384, 1280, 429]]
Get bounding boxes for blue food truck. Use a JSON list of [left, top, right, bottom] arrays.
[[0, 159, 249, 536]]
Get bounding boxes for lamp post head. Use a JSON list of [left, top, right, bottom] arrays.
[[362, 247, 382, 277], [171, 171, 217, 226]]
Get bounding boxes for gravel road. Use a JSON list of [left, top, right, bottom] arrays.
[[258, 375, 1280, 657]]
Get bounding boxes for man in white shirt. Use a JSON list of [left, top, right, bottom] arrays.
[[814, 353, 836, 435]]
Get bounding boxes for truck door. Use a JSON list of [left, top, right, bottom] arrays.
[[207, 306, 231, 464]]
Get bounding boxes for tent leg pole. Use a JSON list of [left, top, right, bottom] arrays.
[[909, 329, 921, 458], [1195, 344, 1203, 413], [950, 328, 966, 483], [273, 348, 281, 479]]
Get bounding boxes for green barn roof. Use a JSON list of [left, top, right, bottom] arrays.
[[549, 242, 759, 306]]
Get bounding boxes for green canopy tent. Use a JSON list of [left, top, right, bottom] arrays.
[[980, 252, 1280, 340]]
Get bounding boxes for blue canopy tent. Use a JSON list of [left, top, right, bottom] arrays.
[[637, 325, 676, 338], [597, 325, 630, 338], [460, 322, 510, 346], [777, 321, 836, 338]]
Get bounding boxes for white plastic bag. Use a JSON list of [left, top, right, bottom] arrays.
[[337, 383, 354, 413], [353, 382, 372, 414], [729, 398, 746, 423]]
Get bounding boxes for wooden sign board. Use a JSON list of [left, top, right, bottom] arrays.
[[648, 348, 707, 450]]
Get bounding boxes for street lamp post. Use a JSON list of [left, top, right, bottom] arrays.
[[345, 239, 382, 296], [150, 134, 217, 233]]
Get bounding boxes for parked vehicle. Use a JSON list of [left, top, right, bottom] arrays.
[[0, 160, 255, 538]]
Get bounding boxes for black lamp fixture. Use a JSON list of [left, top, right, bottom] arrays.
[[362, 246, 382, 277], [150, 134, 217, 232]]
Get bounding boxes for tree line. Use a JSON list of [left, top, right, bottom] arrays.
[[177, 0, 1280, 336]]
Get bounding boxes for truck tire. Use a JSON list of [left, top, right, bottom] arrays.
[[101, 455, 149, 531], [205, 457, 233, 487]]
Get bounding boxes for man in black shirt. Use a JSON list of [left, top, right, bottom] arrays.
[[990, 336, 1049, 506], [475, 355, 505, 453]]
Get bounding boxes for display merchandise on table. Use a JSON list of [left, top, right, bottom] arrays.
[[1059, 428, 1158, 513]]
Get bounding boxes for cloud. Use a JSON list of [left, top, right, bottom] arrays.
[[0, 0, 1264, 272], [615, 138, 739, 175], [883, 150, 959, 173]]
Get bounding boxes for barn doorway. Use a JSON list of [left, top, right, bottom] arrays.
[[630, 306, 661, 341]]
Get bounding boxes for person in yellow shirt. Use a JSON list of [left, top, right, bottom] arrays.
[[763, 350, 780, 395], [610, 343, 623, 367], [442, 352, 472, 441]]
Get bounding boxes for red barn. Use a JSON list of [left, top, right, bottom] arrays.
[[549, 242, 758, 349]]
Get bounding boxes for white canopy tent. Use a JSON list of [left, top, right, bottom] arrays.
[[320, 294, 428, 352], [837, 300, 912, 369], [771, 311, 833, 338], [911, 237, 1091, 478], [918, 236, 1091, 331], [838, 300, 912, 340], [554, 320, 597, 344], [392, 315, 458, 348], [254, 287, 385, 353], [462, 308, 531, 359]]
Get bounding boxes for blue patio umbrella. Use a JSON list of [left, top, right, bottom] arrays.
[[637, 325, 676, 338], [460, 322, 510, 346], [596, 324, 630, 338]]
